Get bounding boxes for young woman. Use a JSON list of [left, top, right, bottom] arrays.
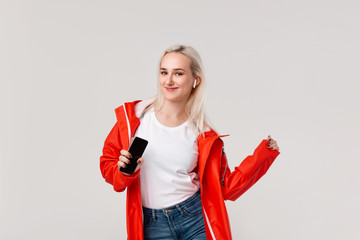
[[100, 45, 280, 240]]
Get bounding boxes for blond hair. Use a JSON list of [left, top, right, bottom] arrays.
[[148, 44, 210, 134]]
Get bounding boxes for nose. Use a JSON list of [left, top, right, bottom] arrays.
[[165, 74, 174, 85]]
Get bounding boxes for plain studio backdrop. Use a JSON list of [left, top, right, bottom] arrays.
[[1, 0, 359, 239]]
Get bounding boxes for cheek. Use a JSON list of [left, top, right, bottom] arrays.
[[158, 76, 165, 85], [180, 78, 193, 89]]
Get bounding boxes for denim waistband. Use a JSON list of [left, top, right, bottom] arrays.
[[142, 190, 201, 217]]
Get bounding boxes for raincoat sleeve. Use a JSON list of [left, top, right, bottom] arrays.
[[220, 139, 280, 201], [100, 122, 140, 192]]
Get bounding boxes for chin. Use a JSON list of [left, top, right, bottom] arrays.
[[162, 94, 183, 102], [161, 89, 189, 103], [164, 95, 180, 102]]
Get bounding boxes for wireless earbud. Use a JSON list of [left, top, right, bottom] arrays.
[[193, 79, 197, 89]]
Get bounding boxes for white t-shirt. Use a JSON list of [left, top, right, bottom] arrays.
[[135, 108, 200, 209]]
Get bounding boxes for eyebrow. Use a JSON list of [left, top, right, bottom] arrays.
[[160, 67, 185, 71]]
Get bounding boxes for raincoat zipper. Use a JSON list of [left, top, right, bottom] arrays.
[[123, 103, 132, 145], [220, 146, 228, 186]]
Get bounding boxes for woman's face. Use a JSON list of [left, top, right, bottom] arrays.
[[159, 52, 196, 103]]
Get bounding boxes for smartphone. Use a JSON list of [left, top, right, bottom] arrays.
[[119, 137, 148, 175]]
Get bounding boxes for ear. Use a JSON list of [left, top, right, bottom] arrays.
[[194, 76, 201, 87]]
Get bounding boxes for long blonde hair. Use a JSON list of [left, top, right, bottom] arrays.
[[149, 44, 210, 134]]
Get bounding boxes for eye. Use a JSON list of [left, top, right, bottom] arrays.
[[160, 71, 167, 75], [175, 72, 183, 76]]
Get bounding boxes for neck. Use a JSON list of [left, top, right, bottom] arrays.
[[160, 99, 188, 119], [155, 99, 189, 126]]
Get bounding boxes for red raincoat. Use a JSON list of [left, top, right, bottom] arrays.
[[100, 99, 280, 239]]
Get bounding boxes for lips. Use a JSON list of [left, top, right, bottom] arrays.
[[165, 87, 178, 92]]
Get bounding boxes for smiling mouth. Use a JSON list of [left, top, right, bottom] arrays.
[[165, 87, 178, 92]]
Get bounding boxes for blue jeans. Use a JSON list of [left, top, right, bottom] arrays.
[[142, 191, 206, 240]]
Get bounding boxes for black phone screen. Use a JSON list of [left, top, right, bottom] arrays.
[[119, 137, 148, 175]]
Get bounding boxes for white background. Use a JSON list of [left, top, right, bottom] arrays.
[[1, 0, 359, 239]]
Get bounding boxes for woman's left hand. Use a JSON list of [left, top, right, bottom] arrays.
[[267, 135, 279, 151]]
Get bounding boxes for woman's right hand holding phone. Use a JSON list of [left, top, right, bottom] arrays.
[[118, 149, 144, 176]]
